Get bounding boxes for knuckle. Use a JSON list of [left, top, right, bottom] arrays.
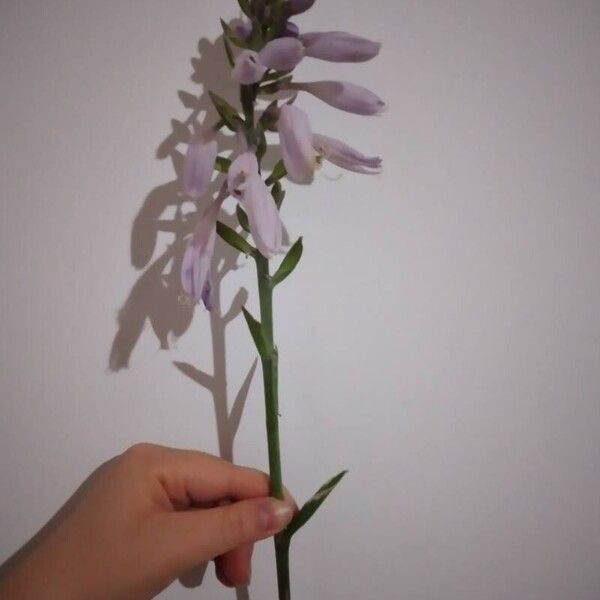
[[122, 442, 158, 464]]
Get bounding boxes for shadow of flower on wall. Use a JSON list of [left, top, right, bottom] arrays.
[[108, 34, 257, 600]]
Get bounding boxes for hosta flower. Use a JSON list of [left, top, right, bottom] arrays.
[[300, 31, 381, 62], [288, 0, 315, 15], [231, 50, 267, 84], [228, 152, 283, 258], [259, 37, 305, 72], [183, 133, 218, 198], [287, 80, 386, 115], [287, 81, 386, 116], [242, 174, 283, 258], [312, 134, 382, 174], [181, 185, 229, 309], [278, 105, 318, 184]]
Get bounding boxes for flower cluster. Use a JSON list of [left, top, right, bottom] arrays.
[[181, 0, 384, 307]]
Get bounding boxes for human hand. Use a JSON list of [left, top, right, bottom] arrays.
[[0, 444, 296, 600]]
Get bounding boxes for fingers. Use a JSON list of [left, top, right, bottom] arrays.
[[122, 444, 271, 505], [215, 543, 254, 587], [157, 497, 294, 574]]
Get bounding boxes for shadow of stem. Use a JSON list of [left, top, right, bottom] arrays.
[[107, 32, 268, 599]]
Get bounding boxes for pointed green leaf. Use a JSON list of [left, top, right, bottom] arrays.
[[271, 181, 286, 208], [265, 160, 287, 185], [209, 91, 242, 132], [220, 18, 247, 49], [216, 221, 255, 256], [256, 127, 268, 163], [214, 156, 231, 173], [259, 100, 279, 132], [222, 30, 235, 67], [272, 237, 303, 286], [286, 471, 348, 538], [237, 0, 253, 18], [242, 307, 271, 359], [236, 204, 250, 233]]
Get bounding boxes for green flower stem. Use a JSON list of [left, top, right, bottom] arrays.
[[274, 534, 291, 600], [255, 241, 290, 600], [255, 254, 283, 498], [241, 76, 290, 599]]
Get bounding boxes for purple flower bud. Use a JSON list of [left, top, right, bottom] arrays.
[[281, 21, 300, 38], [278, 104, 318, 184], [230, 18, 252, 40], [231, 50, 267, 84], [183, 134, 218, 198], [312, 134, 382, 174], [258, 38, 305, 72], [227, 151, 283, 257], [181, 185, 229, 308], [288, 0, 315, 15], [288, 80, 386, 115], [300, 31, 381, 62]]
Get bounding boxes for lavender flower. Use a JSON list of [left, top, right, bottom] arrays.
[[278, 105, 318, 184], [242, 173, 283, 258], [231, 50, 267, 84], [228, 151, 283, 257], [287, 80, 386, 115], [181, 185, 229, 308], [300, 31, 381, 62], [312, 134, 382, 174], [183, 133, 218, 198], [259, 37, 305, 72]]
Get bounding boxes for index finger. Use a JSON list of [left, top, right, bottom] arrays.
[[124, 444, 270, 506]]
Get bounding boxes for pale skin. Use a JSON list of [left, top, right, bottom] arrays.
[[0, 444, 296, 600]]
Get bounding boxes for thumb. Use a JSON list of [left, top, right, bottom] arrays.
[[158, 497, 294, 572]]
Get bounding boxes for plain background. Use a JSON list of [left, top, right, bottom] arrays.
[[1, 1, 599, 599]]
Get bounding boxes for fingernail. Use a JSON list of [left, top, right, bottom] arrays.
[[258, 499, 294, 532]]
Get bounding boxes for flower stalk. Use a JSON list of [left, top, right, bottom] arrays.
[[180, 4, 384, 597], [252, 112, 289, 600]]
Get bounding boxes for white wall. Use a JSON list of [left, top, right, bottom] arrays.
[[1, 1, 599, 599]]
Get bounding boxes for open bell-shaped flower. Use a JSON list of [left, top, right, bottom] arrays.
[[286, 80, 386, 116], [277, 104, 318, 184], [231, 50, 267, 84], [181, 184, 229, 309], [312, 134, 382, 174], [300, 31, 381, 63], [183, 133, 218, 198], [228, 152, 284, 258]]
